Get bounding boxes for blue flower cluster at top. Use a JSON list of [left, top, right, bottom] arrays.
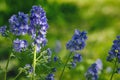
[[1, 5, 49, 53], [29, 6, 48, 52], [66, 29, 87, 52], [107, 36, 120, 62]]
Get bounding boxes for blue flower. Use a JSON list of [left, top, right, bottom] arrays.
[[13, 38, 28, 52], [54, 56, 58, 62], [107, 36, 120, 62], [24, 64, 33, 76], [71, 62, 76, 68], [29, 6, 48, 36], [70, 53, 82, 68], [73, 53, 82, 62], [85, 63, 98, 80], [30, 6, 48, 29], [66, 29, 87, 52], [95, 59, 103, 71], [33, 35, 47, 52], [47, 48, 52, 56], [0, 26, 7, 36], [85, 59, 102, 80], [24, 64, 31, 69], [46, 73, 54, 80], [9, 12, 29, 35]]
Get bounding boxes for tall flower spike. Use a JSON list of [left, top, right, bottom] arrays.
[[107, 36, 120, 62], [9, 12, 29, 35], [29, 6, 48, 36], [29, 5, 49, 53], [107, 36, 120, 80], [66, 29, 87, 52]]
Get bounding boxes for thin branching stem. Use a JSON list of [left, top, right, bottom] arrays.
[[36, 51, 46, 61], [4, 53, 12, 80], [110, 58, 118, 80], [14, 69, 22, 80], [59, 52, 72, 80]]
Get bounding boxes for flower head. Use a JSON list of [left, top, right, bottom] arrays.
[[54, 56, 58, 62], [71, 62, 76, 68], [0, 26, 7, 36], [66, 29, 87, 52], [24, 64, 33, 76], [85, 59, 102, 80], [85, 63, 98, 80], [46, 73, 54, 80], [95, 59, 103, 70], [29, 5, 48, 36], [30, 6, 48, 29], [13, 38, 28, 52], [73, 53, 82, 62], [9, 12, 29, 35]]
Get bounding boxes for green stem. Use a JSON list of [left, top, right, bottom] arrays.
[[32, 45, 37, 80], [4, 53, 11, 80], [14, 70, 22, 80], [110, 58, 117, 80], [59, 52, 72, 80], [36, 51, 46, 61]]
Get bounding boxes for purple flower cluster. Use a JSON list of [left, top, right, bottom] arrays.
[[7, 5, 49, 52], [9, 12, 29, 35], [107, 36, 120, 62], [66, 29, 87, 52], [66, 29, 87, 68], [30, 6, 48, 29], [0, 26, 7, 36], [13, 39, 28, 52], [24, 64, 33, 75], [85, 63, 98, 80], [85, 59, 102, 80], [71, 53, 82, 68], [46, 73, 54, 80], [29, 6, 48, 52]]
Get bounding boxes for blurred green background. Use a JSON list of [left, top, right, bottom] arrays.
[[0, 0, 120, 80]]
